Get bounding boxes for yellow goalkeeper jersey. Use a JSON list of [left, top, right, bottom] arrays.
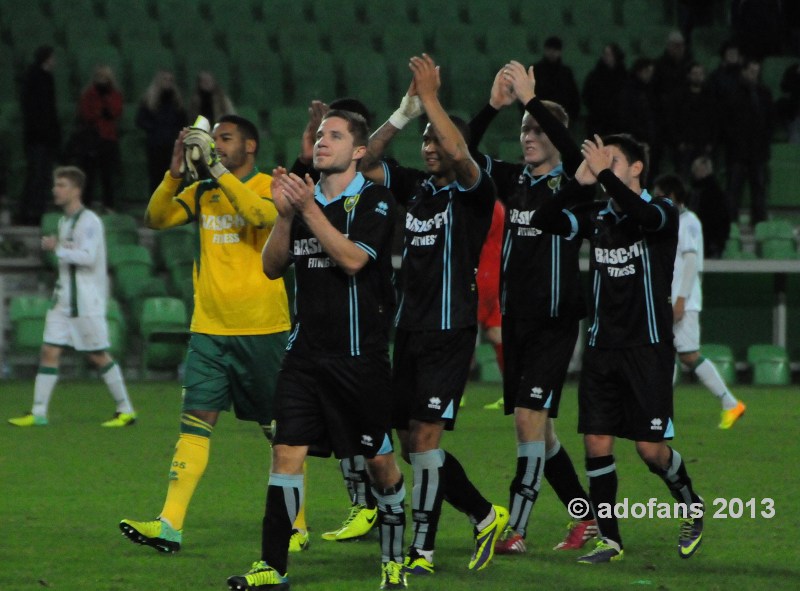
[[153, 169, 290, 336]]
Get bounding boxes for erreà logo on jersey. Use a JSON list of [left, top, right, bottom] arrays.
[[375, 201, 388, 216], [344, 193, 360, 212]]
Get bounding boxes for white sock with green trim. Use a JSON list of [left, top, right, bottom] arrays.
[[693, 358, 738, 410], [32, 367, 59, 418], [101, 362, 134, 414]]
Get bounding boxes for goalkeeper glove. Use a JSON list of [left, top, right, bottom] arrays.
[[183, 128, 228, 179], [389, 93, 423, 130]]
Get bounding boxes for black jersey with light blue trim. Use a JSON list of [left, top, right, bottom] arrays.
[[566, 189, 678, 348], [381, 160, 496, 330], [479, 154, 588, 320], [286, 173, 396, 357]]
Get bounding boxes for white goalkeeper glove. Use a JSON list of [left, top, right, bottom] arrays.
[[389, 93, 423, 130], [183, 128, 228, 179]]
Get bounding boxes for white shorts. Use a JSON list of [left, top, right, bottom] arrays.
[[43, 306, 110, 352], [673, 310, 700, 354]]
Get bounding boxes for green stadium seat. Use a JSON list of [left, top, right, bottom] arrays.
[[107, 244, 154, 302], [412, 0, 462, 36], [156, 224, 196, 271], [485, 25, 532, 64], [286, 52, 337, 104], [102, 213, 139, 247], [444, 53, 496, 113], [747, 344, 790, 386], [433, 22, 478, 56], [340, 51, 392, 113], [701, 343, 736, 384], [47, 0, 97, 25], [754, 219, 796, 259], [311, 2, 360, 27], [465, 0, 513, 27], [363, 1, 411, 33], [386, 136, 423, 167], [140, 296, 189, 373], [497, 140, 523, 163], [761, 56, 797, 97], [518, 3, 567, 28], [380, 28, 427, 63], [269, 105, 311, 147], [768, 143, 800, 208], [475, 342, 502, 383], [9, 295, 50, 356], [106, 297, 127, 360], [235, 49, 285, 110], [181, 53, 232, 95]]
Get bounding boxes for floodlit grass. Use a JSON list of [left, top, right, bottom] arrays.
[[1, 379, 799, 591]]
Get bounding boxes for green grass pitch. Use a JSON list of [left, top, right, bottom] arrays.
[[1, 379, 799, 591]]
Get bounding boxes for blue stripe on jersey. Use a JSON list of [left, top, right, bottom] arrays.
[[441, 201, 454, 329], [382, 161, 391, 187], [588, 270, 601, 346], [483, 155, 493, 174], [564, 209, 579, 240], [550, 235, 560, 317], [652, 203, 667, 231], [346, 208, 360, 355], [286, 322, 300, 350], [354, 241, 377, 260], [641, 240, 659, 343], [349, 276, 360, 355], [500, 228, 512, 313], [544, 391, 553, 409], [394, 247, 407, 326]]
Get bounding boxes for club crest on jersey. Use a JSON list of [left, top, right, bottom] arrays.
[[547, 176, 561, 191], [344, 193, 360, 212]]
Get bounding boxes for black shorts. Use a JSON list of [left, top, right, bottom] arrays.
[[391, 326, 477, 431], [502, 315, 579, 417], [578, 343, 675, 442], [272, 350, 394, 459]]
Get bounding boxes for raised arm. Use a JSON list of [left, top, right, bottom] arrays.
[[503, 61, 583, 174], [582, 135, 670, 230], [412, 53, 480, 188], [144, 129, 194, 229], [361, 81, 423, 184], [468, 67, 515, 149]]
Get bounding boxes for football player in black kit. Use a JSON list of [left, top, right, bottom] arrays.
[[361, 54, 508, 577], [531, 133, 705, 563]]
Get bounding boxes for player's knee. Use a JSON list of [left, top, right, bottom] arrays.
[[635, 441, 669, 468], [366, 453, 401, 489]]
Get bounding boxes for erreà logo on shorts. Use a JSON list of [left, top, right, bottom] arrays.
[[428, 397, 442, 410], [650, 418, 663, 431], [530, 386, 543, 399], [361, 434, 374, 447]]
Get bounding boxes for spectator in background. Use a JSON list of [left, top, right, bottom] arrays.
[[689, 155, 730, 259], [136, 70, 187, 192], [776, 62, 800, 143], [20, 45, 61, 226], [73, 64, 123, 211], [582, 43, 627, 138], [666, 62, 720, 177], [187, 71, 236, 125], [676, 0, 716, 48], [617, 58, 661, 180], [654, 31, 693, 102], [721, 58, 774, 226], [533, 36, 581, 123], [707, 40, 742, 104]]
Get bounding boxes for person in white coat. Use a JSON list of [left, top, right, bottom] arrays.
[[9, 165, 136, 427]]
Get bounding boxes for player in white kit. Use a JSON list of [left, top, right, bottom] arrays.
[[9, 166, 136, 427], [653, 174, 745, 430]]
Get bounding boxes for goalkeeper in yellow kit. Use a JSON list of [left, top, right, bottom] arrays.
[[119, 115, 311, 552]]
